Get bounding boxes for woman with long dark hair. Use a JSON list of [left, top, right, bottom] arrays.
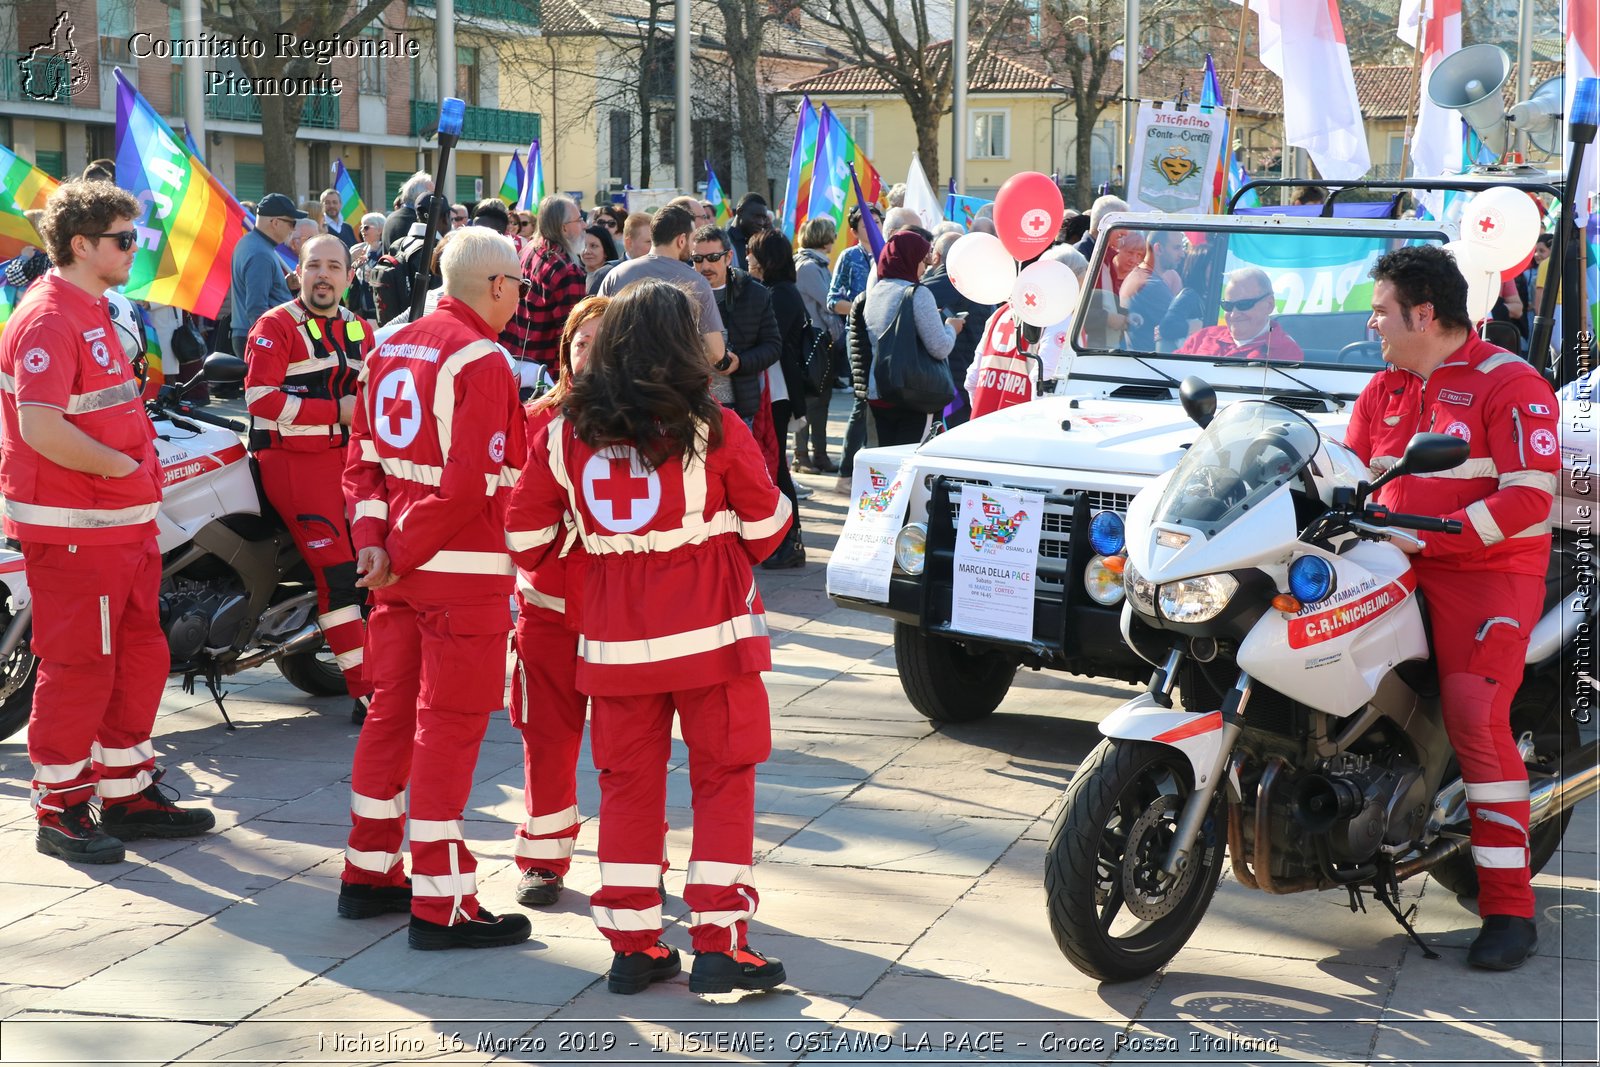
[[507, 279, 793, 997], [745, 229, 808, 569]]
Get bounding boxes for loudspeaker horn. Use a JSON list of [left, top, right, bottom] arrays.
[[1509, 75, 1565, 156], [1428, 44, 1512, 157]]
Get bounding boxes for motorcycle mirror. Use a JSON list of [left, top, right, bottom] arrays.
[[201, 353, 248, 384], [1368, 432, 1469, 496], [1179, 376, 1216, 429]]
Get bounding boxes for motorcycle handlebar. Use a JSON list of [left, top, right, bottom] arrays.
[[176, 405, 247, 433], [150, 393, 246, 434], [1364, 505, 1463, 535]]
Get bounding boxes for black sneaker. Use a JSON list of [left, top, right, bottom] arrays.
[[100, 782, 216, 840], [408, 906, 532, 950], [689, 945, 786, 993], [1468, 915, 1538, 970], [337, 879, 412, 919], [515, 867, 564, 908], [812, 456, 839, 474], [36, 803, 125, 865], [608, 941, 681, 994], [761, 536, 807, 571]]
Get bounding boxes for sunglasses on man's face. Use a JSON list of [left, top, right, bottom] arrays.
[[489, 273, 532, 296], [1219, 292, 1271, 313], [93, 230, 138, 252], [691, 251, 728, 265], [598, 218, 617, 230]]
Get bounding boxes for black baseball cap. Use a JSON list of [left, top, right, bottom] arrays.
[[256, 193, 307, 219]]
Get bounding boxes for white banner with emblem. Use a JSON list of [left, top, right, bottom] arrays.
[[826, 460, 915, 603], [949, 485, 1044, 642], [1125, 101, 1226, 215]]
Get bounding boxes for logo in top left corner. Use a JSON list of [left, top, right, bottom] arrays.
[[19, 12, 90, 103], [21, 348, 49, 374]]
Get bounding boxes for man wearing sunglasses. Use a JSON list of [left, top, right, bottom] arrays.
[[230, 193, 302, 359], [598, 204, 726, 371], [1174, 267, 1304, 362], [693, 226, 779, 422], [1, 180, 215, 865]]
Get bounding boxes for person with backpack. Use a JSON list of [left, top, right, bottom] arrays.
[[371, 193, 449, 326], [858, 231, 957, 446]]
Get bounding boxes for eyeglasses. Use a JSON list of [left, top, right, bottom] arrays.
[[451, 213, 469, 222], [92, 230, 138, 252], [1219, 292, 1271, 313], [597, 218, 617, 230], [489, 273, 532, 296], [691, 251, 728, 264]]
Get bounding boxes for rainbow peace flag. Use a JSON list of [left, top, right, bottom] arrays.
[[0, 145, 60, 261], [0, 261, 21, 336], [140, 305, 163, 396], [114, 69, 245, 318], [332, 158, 366, 228], [779, 96, 820, 237], [810, 105, 886, 257], [705, 162, 732, 225], [518, 140, 545, 211], [1201, 55, 1256, 212], [498, 150, 524, 206]]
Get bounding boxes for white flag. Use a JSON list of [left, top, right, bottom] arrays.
[[904, 153, 943, 230], [1231, 0, 1371, 181], [1398, 0, 1463, 219]]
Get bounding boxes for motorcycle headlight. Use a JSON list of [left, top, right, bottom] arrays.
[[1158, 573, 1239, 623], [893, 523, 927, 575], [1124, 559, 1157, 615], [1084, 555, 1125, 605]]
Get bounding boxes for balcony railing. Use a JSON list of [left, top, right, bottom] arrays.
[[411, 0, 540, 26], [1, 51, 76, 104], [172, 73, 340, 128], [409, 100, 540, 146]]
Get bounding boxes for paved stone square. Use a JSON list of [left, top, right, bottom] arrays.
[[1, 397, 1596, 1066]]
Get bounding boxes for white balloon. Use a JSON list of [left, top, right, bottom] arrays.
[[945, 232, 1016, 304], [1442, 239, 1489, 276], [1464, 266, 1499, 322], [1009, 259, 1081, 328], [1460, 187, 1542, 272]]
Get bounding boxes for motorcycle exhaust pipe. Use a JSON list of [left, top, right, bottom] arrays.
[[227, 623, 322, 674]]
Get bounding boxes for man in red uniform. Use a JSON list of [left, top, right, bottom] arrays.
[[1, 181, 213, 864], [338, 226, 531, 950], [1346, 244, 1560, 970], [245, 234, 374, 721], [1175, 268, 1305, 362]]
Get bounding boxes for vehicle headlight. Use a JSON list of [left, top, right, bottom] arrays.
[[1125, 560, 1157, 615], [1158, 573, 1239, 623], [893, 523, 927, 574], [1084, 555, 1125, 605]]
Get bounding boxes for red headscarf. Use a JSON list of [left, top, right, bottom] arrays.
[[877, 231, 931, 284]]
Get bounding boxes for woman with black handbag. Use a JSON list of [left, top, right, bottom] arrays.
[[859, 231, 959, 446]]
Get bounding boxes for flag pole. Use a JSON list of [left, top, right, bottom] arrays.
[[1399, 2, 1431, 181], [1227, 0, 1250, 194]]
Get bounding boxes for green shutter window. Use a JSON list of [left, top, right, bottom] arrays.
[[234, 163, 265, 203], [456, 175, 482, 204], [34, 151, 65, 179], [385, 171, 407, 211]]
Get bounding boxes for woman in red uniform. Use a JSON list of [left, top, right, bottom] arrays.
[[508, 279, 792, 996]]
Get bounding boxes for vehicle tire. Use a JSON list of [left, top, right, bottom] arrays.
[[893, 622, 1016, 723], [0, 611, 37, 741], [1429, 677, 1577, 899], [277, 646, 348, 697], [1044, 738, 1225, 982]]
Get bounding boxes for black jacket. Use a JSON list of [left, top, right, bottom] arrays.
[[846, 293, 870, 401], [381, 205, 417, 252], [767, 280, 809, 405], [717, 269, 782, 418], [922, 265, 994, 401]]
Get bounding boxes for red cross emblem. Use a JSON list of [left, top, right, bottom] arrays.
[[582, 446, 661, 533], [1023, 291, 1038, 307], [992, 316, 1017, 352], [1477, 214, 1497, 236], [1021, 209, 1051, 237], [373, 369, 422, 447]]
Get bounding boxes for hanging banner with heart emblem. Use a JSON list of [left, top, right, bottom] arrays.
[[1125, 101, 1227, 216]]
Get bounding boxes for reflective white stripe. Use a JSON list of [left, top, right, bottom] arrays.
[[1476, 352, 1525, 374], [591, 905, 662, 931], [0, 370, 14, 392], [1466, 780, 1530, 804], [507, 524, 560, 552], [344, 846, 404, 873], [334, 647, 364, 670], [91, 740, 155, 768], [1512, 521, 1550, 539], [320, 605, 363, 629], [599, 861, 663, 887], [250, 415, 330, 436], [433, 340, 503, 461], [359, 439, 379, 462], [415, 550, 515, 576], [527, 805, 579, 835], [245, 386, 277, 405], [33, 758, 90, 784], [412, 870, 478, 899], [521, 586, 565, 614], [741, 497, 792, 542], [515, 836, 575, 860], [66, 379, 142, 414], [409, 818, 465, 843], [96, 770, 152, 799], [484, 466, 520, 495], [351, 789, 407, 820], [682, 423, 710, 521], [1499, 469, 1558, 493], [1476, 807, 1528, 836], [1471, 845, 1528, 869], [284, 354, 340, 376], [579, 612, 768, 666], [688, 909, 750, 928], [584, 510, 742, 555], [99, 595, 110, 655], [354, 500, 388, 521], [1466, 500, 1505, 545], [1414, 458, 1499, 480], [685, 860, 754, 886], [3, 499, 159, 530], [378, 456, 443, 486]]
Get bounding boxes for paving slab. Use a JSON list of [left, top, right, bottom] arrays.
[[766, 805, 1030, 877], [0, 1014, 223, 1065]]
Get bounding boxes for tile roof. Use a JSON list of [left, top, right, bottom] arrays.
[[786, 40, 1068, 95], [539, 0, 856, 58]]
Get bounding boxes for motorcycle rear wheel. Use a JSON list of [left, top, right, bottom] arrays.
[[277, 647, 348, 697], [0, 615, 37, 741], [1045, 738, 1225, 983]]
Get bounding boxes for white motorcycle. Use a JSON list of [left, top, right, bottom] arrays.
[[1044, 382, 1598, 982], [0, 355, 348, 740]]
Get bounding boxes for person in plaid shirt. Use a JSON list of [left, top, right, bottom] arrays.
[[500, 195, 587, 370]]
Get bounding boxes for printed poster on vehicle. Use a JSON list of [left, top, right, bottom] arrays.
[[1125, 101, 1225, 215], [950, 485, 1044, 642], [826, 460, 915, 604]]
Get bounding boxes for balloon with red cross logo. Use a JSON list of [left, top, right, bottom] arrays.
[[1460, 186, 1541, 272], [1010, 258, 1080, 328], [993, 171, 1064, 262], [581, 444, 661, 533]]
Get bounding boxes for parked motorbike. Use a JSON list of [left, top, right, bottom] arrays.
[[1044, 381, 1598, 982], [0, 355, 347, 740]]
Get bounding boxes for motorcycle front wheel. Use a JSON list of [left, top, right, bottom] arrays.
[[0, 611, 36, 740], [1045, 738, 1225, 983]]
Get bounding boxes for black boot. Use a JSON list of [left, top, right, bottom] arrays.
[[1468, 915, 1538, 970], [408, 906, 532, 950], [36, 802, 125, 865], [338, 879, 412, 919], [689, 945, 786, 993], [761, 532, 806, 570], [608, 942, 681, 994], [100, 782, 216, 840]]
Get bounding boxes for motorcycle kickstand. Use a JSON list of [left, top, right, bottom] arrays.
[[199, 671, 234, 731], [1370, 861, 1439, 960]]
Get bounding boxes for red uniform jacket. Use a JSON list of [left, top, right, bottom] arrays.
[[968, 304, 1033, 419], [1345, 334, 1559, 577], [508, 408, 792, 695], [245, 299, 372, 452], [343, 297, 525, 598], [0, 272, 159, 545], [507, 403, 582, 624], [1177, 321, 1305, 362]]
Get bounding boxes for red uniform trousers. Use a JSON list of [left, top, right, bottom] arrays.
[[26, 538, 168, 813], [1417, 563, 1544, 919], [342, 589, 510, 925], [588, 672, 771, 954], [509, 599, 586, 876], [255, 447, 371, 700]]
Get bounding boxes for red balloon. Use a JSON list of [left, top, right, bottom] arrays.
[[1500, 246, 1535, 281], [993, 172, 1064, 262]]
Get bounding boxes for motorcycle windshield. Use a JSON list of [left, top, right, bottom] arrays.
[[1153, 401, 1321, 537]]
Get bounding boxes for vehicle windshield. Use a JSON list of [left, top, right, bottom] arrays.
[[1153, 401, 1321, 536], [1076, 222, 1445, 372]]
